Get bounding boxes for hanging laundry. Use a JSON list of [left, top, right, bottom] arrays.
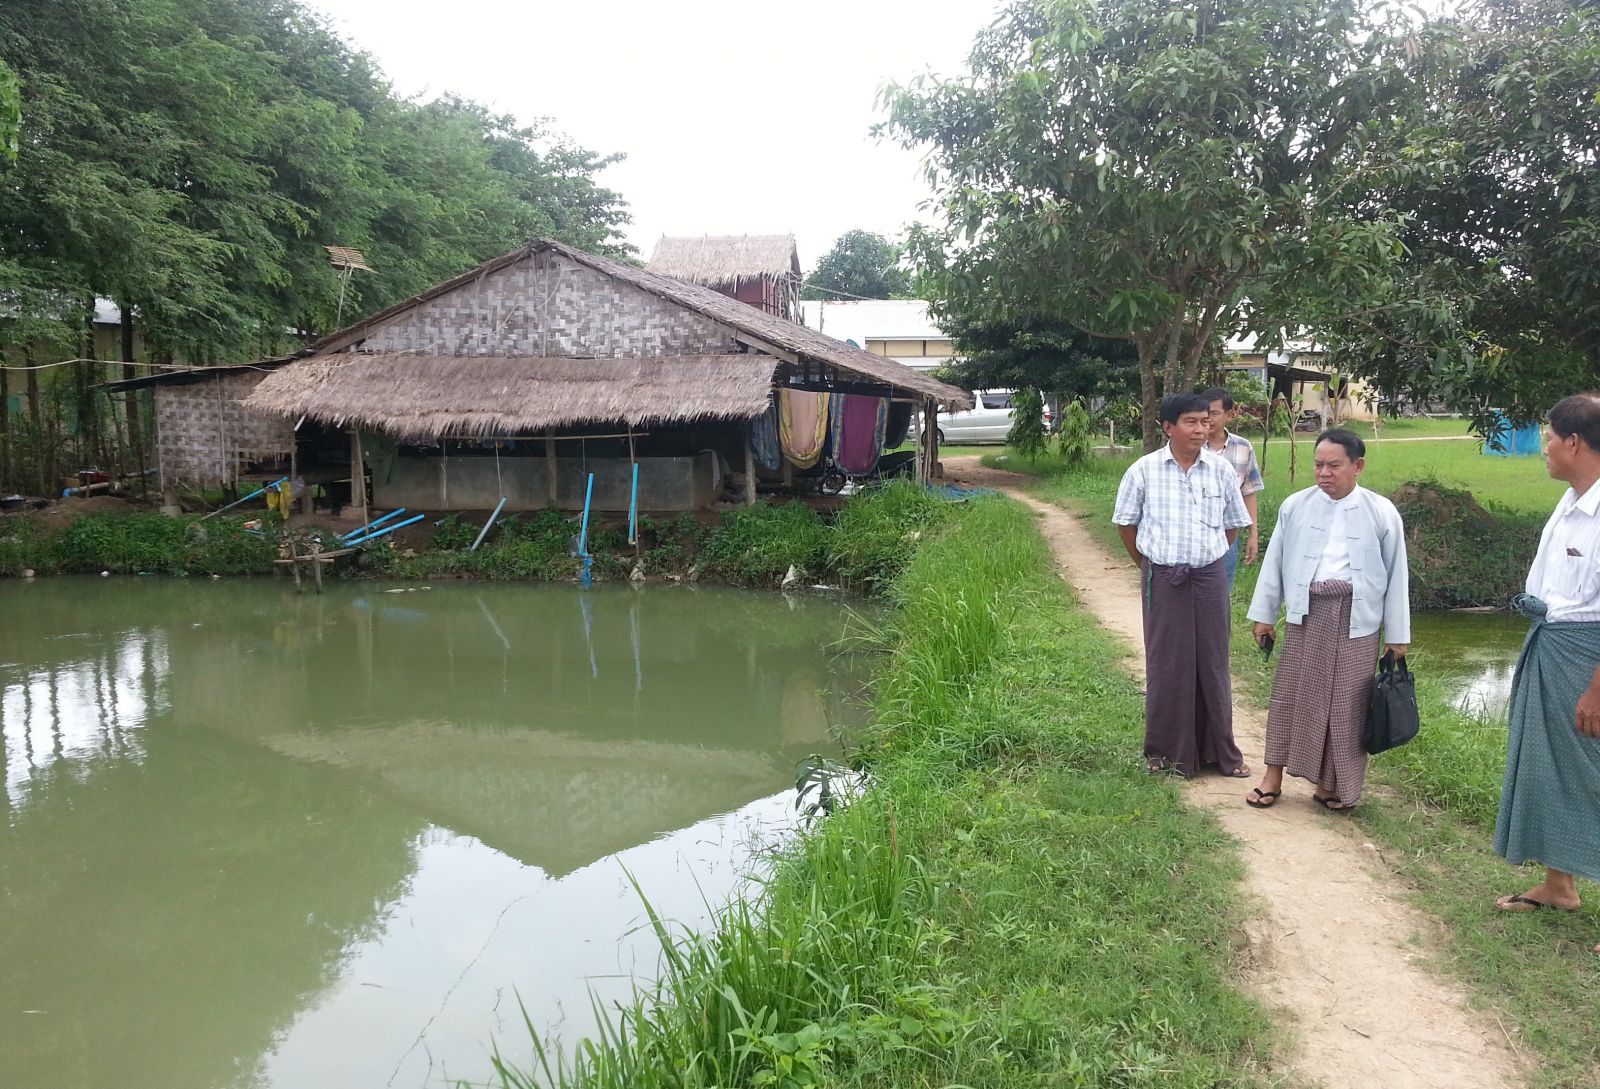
[[778, 389, 830, 469], [750, 397, 782, 471], [833, 394, 889, 476], [884, 402, 913, 449]]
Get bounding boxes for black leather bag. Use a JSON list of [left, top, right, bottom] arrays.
[[1363, 650, 1420, 755]]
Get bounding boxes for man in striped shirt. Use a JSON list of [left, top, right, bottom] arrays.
[[1113, 393, 1254, 778], [1201, 387, 1265, 588]]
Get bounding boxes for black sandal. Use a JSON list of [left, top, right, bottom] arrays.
[[1313, 794, 1354, 812], [1245, 788, 1280, 809]]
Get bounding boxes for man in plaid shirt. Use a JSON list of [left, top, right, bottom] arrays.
[[1113, 393, 1253, 778], [1200, 387, 1265, 587]]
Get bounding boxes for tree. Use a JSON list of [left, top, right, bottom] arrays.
[[880, 0, 1422, 450], [1310, 0, 1600, 430], [802, 229, 912, 300], [0, 58, 18, 165], [937, 311, 1140, 407]]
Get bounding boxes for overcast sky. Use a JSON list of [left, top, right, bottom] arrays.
[[305, 0, 1003, 272]]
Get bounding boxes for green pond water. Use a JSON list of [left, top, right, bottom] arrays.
[[1408, 610, 1528, 721], [0, 578, 871, 1089]]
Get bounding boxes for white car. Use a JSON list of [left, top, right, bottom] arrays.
[[936, 390, 1049, 445]]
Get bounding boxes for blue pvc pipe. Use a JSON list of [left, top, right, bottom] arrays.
[[340, 507, 407, 542], [198, 476, 288, 519], [343, 512, 426, 546], [579, 473, 595, 588], [628, 462, 639, 545], [470, 497, 508, 552]]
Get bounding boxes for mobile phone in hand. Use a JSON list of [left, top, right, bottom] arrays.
[[1258, 632, 1275, 661]]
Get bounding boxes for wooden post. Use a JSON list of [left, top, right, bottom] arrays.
[[289, 540, 303, 593], [544, 429, 559, 507], [928, 401, 941, 480], [310, 539, 324, 594], [350, 430, 368, 526], [743, 439, 757, 505], [911, 396, 925, 484]]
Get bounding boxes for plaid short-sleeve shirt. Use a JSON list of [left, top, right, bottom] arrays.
[[1113, 445, 1253, 568], [1214, 431, 1264, 497]]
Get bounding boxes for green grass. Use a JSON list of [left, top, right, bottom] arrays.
[[1000, 446, 1600, 1089], [485, 496, 1274, 1089]]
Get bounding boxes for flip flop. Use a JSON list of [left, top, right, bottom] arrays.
[[1245, 788, 1280, 809], [1495, 894, 1579, 913], [1224, 765, 1252, 778], [1313, 795, 1354, 812]]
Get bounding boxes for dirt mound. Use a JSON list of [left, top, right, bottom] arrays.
[[22, 496, 141, 531], [1391, 481, 1539, 609]]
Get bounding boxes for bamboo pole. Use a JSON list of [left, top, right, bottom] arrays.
[[744, 439, 757, 505]]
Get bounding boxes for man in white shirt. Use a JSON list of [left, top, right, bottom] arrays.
[[1113, 393, 1253, 777], [1493, 395, 1600, 954]]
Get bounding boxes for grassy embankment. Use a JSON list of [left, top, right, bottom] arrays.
[[0, 491, 945, 592], [485, 488, 1273, 1089], [989, 437, 1599, 1089]]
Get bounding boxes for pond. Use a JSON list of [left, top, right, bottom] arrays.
[[1409, 610, 1528, 721], [0, 578, 873, 1089]]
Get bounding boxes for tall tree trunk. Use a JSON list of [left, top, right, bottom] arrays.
[[24, 348, 44, 494], [1138, 338, 1160, 452], [1161, 315, 1183, 398], [0, 353, 10, 492]]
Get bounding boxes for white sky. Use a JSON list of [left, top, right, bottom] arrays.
[[304, 0, 1004, 272]]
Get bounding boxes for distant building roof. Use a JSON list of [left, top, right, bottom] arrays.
[[647, 234, 800, 288]]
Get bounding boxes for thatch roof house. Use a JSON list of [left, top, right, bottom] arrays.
[[647, 234, 802, 320], [230, 237, 966, 516]]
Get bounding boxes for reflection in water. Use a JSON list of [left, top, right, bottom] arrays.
[[1409, 611, 1528, 722], [0, 579, 871, 1089]]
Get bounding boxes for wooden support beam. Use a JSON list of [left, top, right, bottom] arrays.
[[350, 430, 368, 527], [744, 439, 757, 506], [544, 429, 558, 506]]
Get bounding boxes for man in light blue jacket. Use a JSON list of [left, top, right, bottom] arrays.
[[1245, 429, 1410, 811]]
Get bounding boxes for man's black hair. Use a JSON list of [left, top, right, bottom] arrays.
[[1315, 428, 1366, 461], [1547, 394, 1600, 453], [1198, 387, 1234, 411], [1160, 393, 1213, 424]]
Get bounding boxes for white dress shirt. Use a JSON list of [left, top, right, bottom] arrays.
[[1311, 490, 1353, 583], [1526, 480, 1600, 622], [1112, 445, 1252, 568]]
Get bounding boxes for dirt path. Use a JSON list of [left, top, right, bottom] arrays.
[[944, 457, 1525, 1089]]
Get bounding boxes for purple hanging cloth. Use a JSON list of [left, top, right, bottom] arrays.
[[835, 394, 889, 476]]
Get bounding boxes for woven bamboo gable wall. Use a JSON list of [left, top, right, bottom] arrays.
[[154, 372, 294, 486], [354, 249, 735, 358]]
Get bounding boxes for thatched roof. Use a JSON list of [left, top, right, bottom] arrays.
[[244, 354, 777, 439], [647, 234, 801, 287]]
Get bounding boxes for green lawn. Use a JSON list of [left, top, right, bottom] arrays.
[[987, 442, 1600, 1089]]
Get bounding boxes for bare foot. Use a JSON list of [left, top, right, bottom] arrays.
[[1495, 885, 1581, 913]]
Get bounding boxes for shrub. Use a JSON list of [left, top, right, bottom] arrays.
[[1057, 401, 1094, 467], [829, 481, 951, 591], [699, 502, 829, 585]]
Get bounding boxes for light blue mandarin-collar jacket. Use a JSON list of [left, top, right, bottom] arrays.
[[1246, 484, 1411, 642]]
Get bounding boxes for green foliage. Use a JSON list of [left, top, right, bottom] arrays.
[[1389, 481, 1542, 609], [827, 482, 951, 591], [0, 57, 18, 165], [1313, 0, 1600, 427], [0, 512, 274, 575], [937, 310, 1140, 406], [1057, 401, 1094, 467], [0, 0, 632, 367], [880, 0, 1422, 450], [801, 230, 911, 300], [698, 503, 830, 585], [1004, 387, 1048, 462], [430, 515, 482, 551], [643, 513, 709, 573]]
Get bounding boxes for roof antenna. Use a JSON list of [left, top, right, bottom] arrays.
[[324, 246, 374, 327]]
